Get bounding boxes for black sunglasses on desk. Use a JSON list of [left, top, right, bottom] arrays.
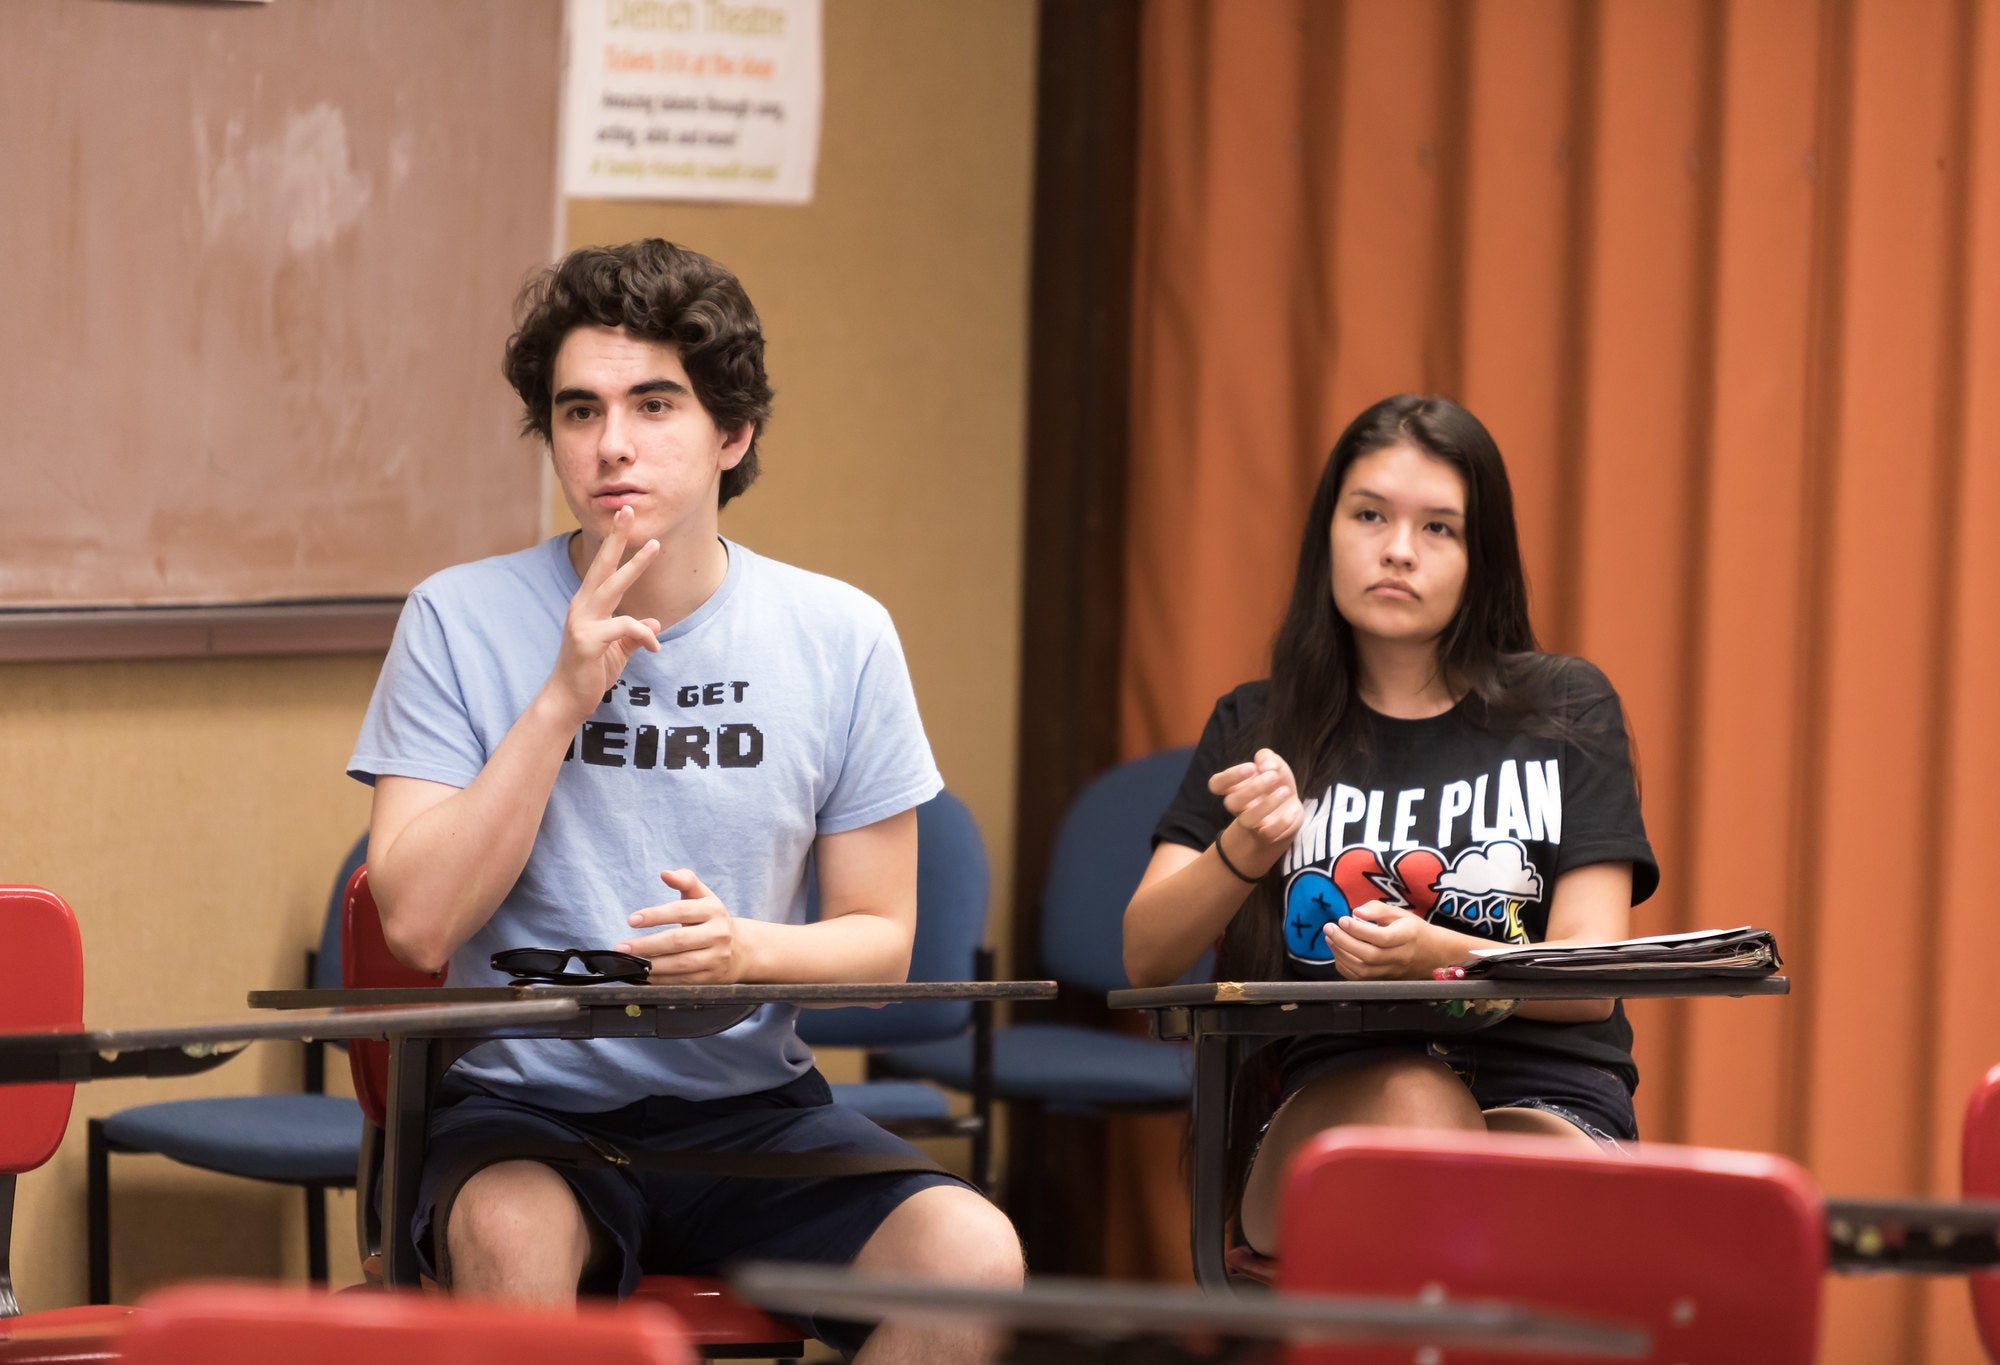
[[491, 947, 652, 985]]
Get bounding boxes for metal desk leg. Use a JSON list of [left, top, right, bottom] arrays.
[[379, 1033, 433, 1286], [0, 1173, 18, 1317], [1189, 1030, 1233, 1290]]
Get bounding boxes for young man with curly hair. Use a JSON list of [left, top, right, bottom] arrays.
[[349, 239, 1022, 1361]]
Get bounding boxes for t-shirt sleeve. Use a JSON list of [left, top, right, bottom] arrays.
[[346, 591, 487, 790], [1151, 688, 1259, 852], [816, 617, 943, 835], [1554, 662, 1660, 905]]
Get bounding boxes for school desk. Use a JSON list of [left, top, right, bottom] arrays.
[[1107, 975, 1792, 1289], [248, 981, 1057, 1285]]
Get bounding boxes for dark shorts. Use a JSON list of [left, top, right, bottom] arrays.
[[415, 1067, 968, 1353], [1279, 1036, 1639, 1145]]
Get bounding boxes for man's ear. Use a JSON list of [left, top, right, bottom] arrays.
[[718, 422, 755, 470]]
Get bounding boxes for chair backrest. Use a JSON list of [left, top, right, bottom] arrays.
[[796, 789, 989, 1048], [120, 1282, 691, 1365], [311, 834, 371, 991], [0, 886, 84, 1174], [1277, 1127, 1825, 1365], [1038, 747, 1199, 995], [342, 865, 445, 1128], [1963, 1062, 2000, 1358]]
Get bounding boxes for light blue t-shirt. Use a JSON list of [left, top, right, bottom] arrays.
[[348, 535, 942, 1111]]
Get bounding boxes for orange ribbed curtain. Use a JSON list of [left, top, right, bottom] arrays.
[[1122, 1, 2000, 1358]]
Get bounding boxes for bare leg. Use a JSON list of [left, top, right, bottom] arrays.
[[1239, 1054, 1484, 1254], [444, 1160, 601, 1306], [850, 1184, 1024, 1365], [1481, 1106, 1603, 1147]]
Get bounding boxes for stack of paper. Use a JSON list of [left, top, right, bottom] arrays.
[[1455, 927, 1782, 979]]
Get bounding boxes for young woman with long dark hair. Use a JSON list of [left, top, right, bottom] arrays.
[[1123, 394, 1656, 1255]]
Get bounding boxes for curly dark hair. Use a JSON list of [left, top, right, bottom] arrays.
[[503, 239, 774, 507]]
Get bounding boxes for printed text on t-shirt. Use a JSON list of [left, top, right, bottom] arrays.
[[565, 678, 764, 769]]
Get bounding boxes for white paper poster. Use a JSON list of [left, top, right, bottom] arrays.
[[561, 0, 823, 204]]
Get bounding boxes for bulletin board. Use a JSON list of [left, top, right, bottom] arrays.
[[0, 0, 564, 656]]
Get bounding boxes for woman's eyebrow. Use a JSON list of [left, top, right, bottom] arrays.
[[1344, 486, 1464, 517]]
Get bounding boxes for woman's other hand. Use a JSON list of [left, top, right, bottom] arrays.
[[1326, 899, 1435, 979]]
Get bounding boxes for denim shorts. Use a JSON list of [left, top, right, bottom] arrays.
[[1278, 1036, 1638, 1145], [415, 1067, 968, 1353]]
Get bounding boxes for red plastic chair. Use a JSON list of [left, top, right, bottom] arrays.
[[342, 867, 805, 1360], [1276, 1127, 1825, 1365], [340, 865, 446, 1284], [1963, 1063, 2000, 1360], [118, 1280, 690, 1365], [0, 886, 137, 1362]]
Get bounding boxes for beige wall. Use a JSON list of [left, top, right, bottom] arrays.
[[1, 657, 381, 1305], [1, 0, 1036, 1311], [564, 0, 1038, 944]]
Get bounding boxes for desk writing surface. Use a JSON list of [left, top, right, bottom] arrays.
[[1826, 1195, 2000, 1272], [730, 1262, 1649, 1356], [1109, 976, 1791, 1010], [250, 982, 1058, 1010], [0, 999, 581, 1085]]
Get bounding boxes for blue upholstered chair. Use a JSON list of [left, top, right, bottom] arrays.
[[86, 837, 368, 1302], [796, 789, 1000, 1187], [871, 749, 1201, 1118]]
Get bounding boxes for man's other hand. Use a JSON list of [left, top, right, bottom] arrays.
[[617, 867, 757, 983]]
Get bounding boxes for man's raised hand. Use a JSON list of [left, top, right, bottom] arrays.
[[549, 506, 663, 721]]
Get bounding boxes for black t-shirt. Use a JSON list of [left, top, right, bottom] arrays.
[[1152, 656, 1658, 1087]]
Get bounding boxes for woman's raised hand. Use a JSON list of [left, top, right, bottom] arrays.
[[1208, 748, 1306, 869], [548, 506, 663, 721]]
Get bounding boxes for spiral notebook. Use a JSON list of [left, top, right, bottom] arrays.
[[1455, 926, 1782, 980]]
